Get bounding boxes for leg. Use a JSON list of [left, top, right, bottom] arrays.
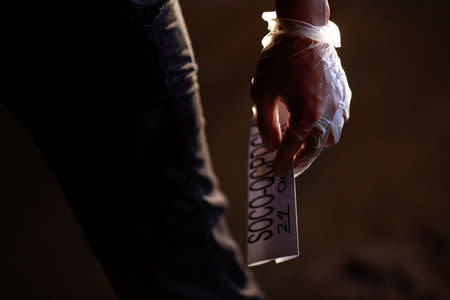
[[5, 0, 262, 298]]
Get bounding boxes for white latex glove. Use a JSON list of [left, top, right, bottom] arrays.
[[251, 11, 352, 177]]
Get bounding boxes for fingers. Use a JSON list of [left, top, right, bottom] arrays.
[[251, 80, 281, 152], [324, 108, 345, 147], [294, 126, 328, 176], [273, 104, 318, 176], [273, 127, 303, 176], [291, 108, 347, 175]]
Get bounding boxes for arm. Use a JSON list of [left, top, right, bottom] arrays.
[[276, 0, 330, 25]]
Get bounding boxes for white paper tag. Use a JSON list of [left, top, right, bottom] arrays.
[[247, 103, 299, 267]]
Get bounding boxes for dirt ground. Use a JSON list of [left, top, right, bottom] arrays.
[[1, 0, 449, 299]]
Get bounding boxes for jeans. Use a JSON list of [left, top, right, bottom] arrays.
[[4, 0, 262, 298]]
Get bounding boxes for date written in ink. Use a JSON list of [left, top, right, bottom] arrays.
[[277, 205, 291, 234]]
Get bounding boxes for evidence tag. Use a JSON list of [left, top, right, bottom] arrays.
[[247, 103, 299, 267]]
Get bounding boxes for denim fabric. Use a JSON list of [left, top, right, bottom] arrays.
[[4, 0, 262, 298]]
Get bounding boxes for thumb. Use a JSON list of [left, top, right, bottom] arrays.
[[251, 86, 281, 152]]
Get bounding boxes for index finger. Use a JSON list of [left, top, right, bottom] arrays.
[[273, 104, 319, 176], [273, 126, 304, 176]]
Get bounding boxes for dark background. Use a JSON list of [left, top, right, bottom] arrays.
[[1, 0, 449, 299]]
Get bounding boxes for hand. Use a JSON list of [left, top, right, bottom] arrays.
[[251, 31, 351, 176]]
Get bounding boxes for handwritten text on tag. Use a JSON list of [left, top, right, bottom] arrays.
[[247, 103, 299, 266]]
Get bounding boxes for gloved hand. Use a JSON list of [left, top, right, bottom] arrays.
[[251, 11, 352, 177]]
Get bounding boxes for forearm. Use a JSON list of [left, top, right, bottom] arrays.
[[275, 0, 330, 25]]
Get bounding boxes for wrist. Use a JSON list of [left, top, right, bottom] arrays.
[[275, 0, 330, 26]]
